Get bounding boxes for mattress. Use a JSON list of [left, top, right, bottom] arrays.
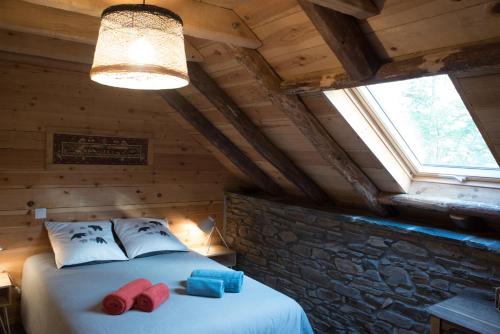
[[21, 251, 313, 334]]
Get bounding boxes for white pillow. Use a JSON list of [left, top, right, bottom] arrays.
[[112, 218, 188, 259], [45, 221, 128, 269]]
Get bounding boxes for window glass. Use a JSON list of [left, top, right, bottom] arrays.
[[365, 75, 498, 169]]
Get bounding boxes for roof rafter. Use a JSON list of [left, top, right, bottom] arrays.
[[159, 90, 284, 196], [228, 45, 389, 216], [298, 0, 380, 81], [187, 62, 332, 204]]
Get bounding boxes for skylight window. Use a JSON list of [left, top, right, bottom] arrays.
[[325, 74, 499, 190], [359, 75, 498, 170]]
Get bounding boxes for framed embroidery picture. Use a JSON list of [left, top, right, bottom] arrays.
[[46, 130, 153, 168]]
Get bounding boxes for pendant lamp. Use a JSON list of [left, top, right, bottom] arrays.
[[91, 3, 189, 90]]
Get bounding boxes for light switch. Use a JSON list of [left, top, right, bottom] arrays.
[[35, 208, 47, 220]]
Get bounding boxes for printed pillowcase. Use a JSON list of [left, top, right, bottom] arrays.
[[45, 221, 128, 269], [112, 218, 188, 259]]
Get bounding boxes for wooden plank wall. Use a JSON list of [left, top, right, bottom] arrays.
[[0, 52, 244, 288]]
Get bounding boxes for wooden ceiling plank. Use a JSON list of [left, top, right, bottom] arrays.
[[282, 42, 500, 94], [308, 0, 380, 19], [298, 0, 380, 81], [20, 0, 261, 48], [187, 62, 332, 204], [450, 73, 500, 165], [0, 1, 203, 62], [158, 90, 283, 196], [228, 45, 389, 215]]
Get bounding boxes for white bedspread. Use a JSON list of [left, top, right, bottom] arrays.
[[21, 251, 313, 334]]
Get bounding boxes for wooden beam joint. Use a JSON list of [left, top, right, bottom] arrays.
[[298, 0, 380, 81], [282, 42, 500, 94]]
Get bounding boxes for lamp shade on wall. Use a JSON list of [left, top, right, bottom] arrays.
[[198, 217, 216, 234], [91, 4, 189, 90]]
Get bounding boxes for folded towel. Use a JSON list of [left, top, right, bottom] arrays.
[[191, 269, 244, 293], [135, 283, 170, 312], [102, 278, 152, 315], [186, 277, 224, 298]]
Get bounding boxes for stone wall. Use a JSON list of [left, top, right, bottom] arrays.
[[224, 193, 500, 334]]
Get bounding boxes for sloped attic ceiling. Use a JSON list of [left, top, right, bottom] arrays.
[[1, 0, 499, 222]]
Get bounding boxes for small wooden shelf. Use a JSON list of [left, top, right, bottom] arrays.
[[428, 291, 500, 334], [191, 245, 237, 268]]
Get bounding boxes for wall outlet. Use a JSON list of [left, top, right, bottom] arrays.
[[35, 208, 47, 220]]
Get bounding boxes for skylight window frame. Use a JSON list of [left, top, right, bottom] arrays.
[[329, 76, 500, 186]]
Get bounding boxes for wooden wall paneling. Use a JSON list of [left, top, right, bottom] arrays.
[[187, 62, 332, 203], [229, 46, 389, 215], [451, 72, 500, 165], [0, 50, 247, 319], [298, 0, 381, 81], [361, 0, 489, 34], [252, 10, 325, 60], [364, 0, 500, 60], [234, 0, 300, 29]]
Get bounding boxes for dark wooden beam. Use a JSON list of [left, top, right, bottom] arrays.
[[379, 193, 500, 220], [282, 42, 500, 94], [298, 0, 380, 81], [228, 45, 389, 216], [187, 62, 332, 204], [158, 90, 283, 196], [308, 0, 380, 19]]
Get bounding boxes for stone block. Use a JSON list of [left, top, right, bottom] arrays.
[[391, 302, 430, 323], [430, 278, 449, 291], [262, 225, 278, 236], [279, 230, 298, 243], [410, 270, 430, 284], [378, 310, 413, 329], [333, 282, 361, 299], [392, 241, 428, 258], [301, 267, 331, 287], [380, 266, 412, 288], [312, 248, 330, 260], [368, 236, 389, 248], [335, 258, 364, 275]]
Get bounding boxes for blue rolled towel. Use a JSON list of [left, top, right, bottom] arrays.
[[191, 269, 244, 293], [186, 277, 224, 298]]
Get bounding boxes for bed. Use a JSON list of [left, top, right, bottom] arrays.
[[21, 251, 313, 334]]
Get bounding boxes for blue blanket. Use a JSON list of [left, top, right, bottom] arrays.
[[22, 251, 314, 334]]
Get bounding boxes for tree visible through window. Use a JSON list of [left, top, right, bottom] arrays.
[[365, 75, 498, 169]]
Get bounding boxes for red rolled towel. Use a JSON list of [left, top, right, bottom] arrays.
[[102, 278, 152, 315], [135, 283, 170, 312]]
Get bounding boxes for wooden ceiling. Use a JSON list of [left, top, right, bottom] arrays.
[[1, 0, 499, 221]]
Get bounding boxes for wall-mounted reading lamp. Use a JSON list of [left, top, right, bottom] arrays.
[[197, 217, 228, 255]]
